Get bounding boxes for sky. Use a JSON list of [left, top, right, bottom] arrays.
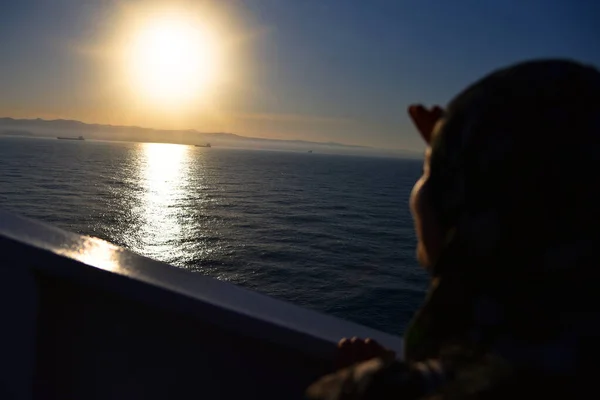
[[0, 0, 598, 151]]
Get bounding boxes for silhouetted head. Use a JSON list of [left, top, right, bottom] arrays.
[[405, 60, 600, 370], [410, 59, 600, 275]]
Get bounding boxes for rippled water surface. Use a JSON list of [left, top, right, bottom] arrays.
[[0, 136, 428, 334]]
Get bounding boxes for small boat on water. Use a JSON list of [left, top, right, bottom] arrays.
[[57, 135, 84, 141], [195, 143, 211, 148]]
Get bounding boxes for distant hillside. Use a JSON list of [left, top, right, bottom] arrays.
[[0, 117, 419, 157], [0, 117, 235, 145]]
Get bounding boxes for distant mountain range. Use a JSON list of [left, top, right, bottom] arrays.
[[0, 116, 418, 157]]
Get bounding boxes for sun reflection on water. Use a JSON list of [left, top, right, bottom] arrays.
[[134, 143, 191, 262]]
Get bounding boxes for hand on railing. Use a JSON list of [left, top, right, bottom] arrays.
[[335, 337, 396, 369]]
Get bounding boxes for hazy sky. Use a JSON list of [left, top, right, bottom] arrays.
[[0, 0, 598, 151]]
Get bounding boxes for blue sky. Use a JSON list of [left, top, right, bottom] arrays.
[[0, 0, 598, 151]]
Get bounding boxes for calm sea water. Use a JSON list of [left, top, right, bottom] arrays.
[[0, 136, 428, 334]]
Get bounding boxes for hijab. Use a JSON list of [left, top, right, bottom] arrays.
[[404, 60, 600, 378]]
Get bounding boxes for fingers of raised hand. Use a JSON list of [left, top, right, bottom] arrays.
[[408, 104, 444, 144]]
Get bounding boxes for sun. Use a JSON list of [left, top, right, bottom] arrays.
[[125, 15, 220, 106]]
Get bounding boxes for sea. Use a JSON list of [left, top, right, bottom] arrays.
[[0, 136, 429, 335]]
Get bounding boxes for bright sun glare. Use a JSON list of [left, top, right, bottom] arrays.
[[126, 15, 220, 106]]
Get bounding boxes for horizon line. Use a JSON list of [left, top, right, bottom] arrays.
[[0, 115, 420, 152]]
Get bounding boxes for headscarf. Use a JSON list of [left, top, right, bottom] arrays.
[[404, 59, 600, 376], [307, 59, 600, 400]]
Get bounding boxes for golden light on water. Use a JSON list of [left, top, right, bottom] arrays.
[[57, 143, 194, 271], [136, 142, 191, 261], [142, 142, 189, 200]]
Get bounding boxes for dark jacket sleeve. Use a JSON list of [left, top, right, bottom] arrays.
[[306, 356, 445, 400], [306, 351, 522, 400]]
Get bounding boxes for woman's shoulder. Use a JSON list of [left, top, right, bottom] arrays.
[[305, 349, 580, 400], [306, 356, 424, 400]]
